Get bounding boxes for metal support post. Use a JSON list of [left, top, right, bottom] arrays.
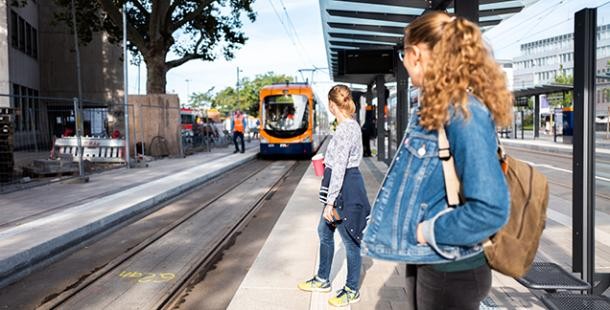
[[534, 95, 540, 139], [376, 75, 386, 162], [513, 110, 519, 139], [73, 97, 84, 177], [553, 113, 557, 143], [454, 0, 479, 23], [395, 46, 409, 147], [607, 106, 610, 139], [236, 67, 241, 109], [178, 104, 184, 158], [71, 0, 85, 179], [122, 4, 131, 168], [132, 108, 137, 161], [573, 8, 596, 291], [521, 110, 525, 139], [28, 108, 38, 152], [140, 106, 145, 158]]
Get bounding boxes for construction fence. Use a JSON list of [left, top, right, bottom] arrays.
[[0, 93, 225, 192]]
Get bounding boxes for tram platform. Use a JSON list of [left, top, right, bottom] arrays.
[[0, 142, 259, 288], [500, 131, 610, 156], [227, 145, 610, 309]]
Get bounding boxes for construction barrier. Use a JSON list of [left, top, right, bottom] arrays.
[[51, 137, 126, 163]]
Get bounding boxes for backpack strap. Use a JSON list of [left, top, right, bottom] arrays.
[[438, 127, 462, 206]]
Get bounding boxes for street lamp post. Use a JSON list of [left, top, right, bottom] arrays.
[[236, 67, 242, 110], [137, 58, 141, 95], [123, 3, 130, 169], [186, 79, 191, 104], [70, 0, 86, 180]]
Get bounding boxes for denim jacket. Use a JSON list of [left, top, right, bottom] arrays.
[[361, 95, 510, 264]]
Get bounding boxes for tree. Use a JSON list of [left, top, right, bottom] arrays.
[[189, 87, 215, 108], [551, 65, 573, 108], [53, 0, 256, 94], [211, 72, 293, 116]]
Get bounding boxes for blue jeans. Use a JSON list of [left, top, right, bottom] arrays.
[[316, 213, 362, 291]]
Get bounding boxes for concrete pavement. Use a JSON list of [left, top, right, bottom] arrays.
[[227, 144, 610, 309], [0, 142, 259, 288]]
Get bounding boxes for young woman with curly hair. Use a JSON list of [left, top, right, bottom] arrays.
[[361, 11, 513, 310]]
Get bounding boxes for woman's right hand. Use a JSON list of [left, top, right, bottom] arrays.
[[323, 204, 335, 222]]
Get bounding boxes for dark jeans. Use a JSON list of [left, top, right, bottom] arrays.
[[316, 213, 362, 291], [413, 264, 491, 310], [233, 131, 245, 152]]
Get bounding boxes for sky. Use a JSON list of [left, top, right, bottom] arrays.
[[126, 0, 332, 104], [485, 0, 610, 60], [125, 0, 610, 104]]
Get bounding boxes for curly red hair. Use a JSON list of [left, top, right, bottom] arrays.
[[404, 12, 513, 130]]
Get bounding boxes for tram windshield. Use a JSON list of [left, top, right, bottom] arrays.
[[263, 94, 309, 137]]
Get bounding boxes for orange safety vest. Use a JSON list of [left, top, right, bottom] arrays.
[[234, 116, 244, 133]]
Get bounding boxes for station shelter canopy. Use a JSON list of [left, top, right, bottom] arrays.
[[320, 0, 529, 84]]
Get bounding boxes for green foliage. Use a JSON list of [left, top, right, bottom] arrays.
[[550, 66, 573, 108], [210, 72, 293, 116], [523, 113, 533, 128], [189, 87, 215, 108], [52, 0, 257, 93]]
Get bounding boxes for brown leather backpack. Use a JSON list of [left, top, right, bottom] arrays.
[[439, 128, 549, 278]]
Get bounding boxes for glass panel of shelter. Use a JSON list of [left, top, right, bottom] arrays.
[[594, 2, 610, 295]]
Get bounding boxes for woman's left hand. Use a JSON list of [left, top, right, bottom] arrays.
[[416, 223, 427, 244], [323, 205, 335, 222]]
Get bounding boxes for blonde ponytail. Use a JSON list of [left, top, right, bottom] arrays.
[[328, 84, 356, 116]]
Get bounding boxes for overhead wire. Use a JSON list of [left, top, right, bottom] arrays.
[[490, 0, 572, 54], [487, 0, 568, 41], [492, 0, 610, 54], [278, 0, 314, 65], [267, 0, 309, 67]]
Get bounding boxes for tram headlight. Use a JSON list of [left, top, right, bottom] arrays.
[[260, 138, 269, 144], [302, 137, 311, 143]]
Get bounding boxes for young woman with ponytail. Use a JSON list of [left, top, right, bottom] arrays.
[[361, 12, 513, 309], [298, 84, 371, 307]]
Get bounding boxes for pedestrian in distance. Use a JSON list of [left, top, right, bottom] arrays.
[[361, 105, 375, 157], [361, 11, 513, 310], [253, 119, 260, 140], [298, 84, 371, 307], [230, 109, 247, 153]]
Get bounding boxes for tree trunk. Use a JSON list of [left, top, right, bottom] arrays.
[[146, 58, 168, 94]]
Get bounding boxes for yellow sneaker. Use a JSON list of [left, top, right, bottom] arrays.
[[328, 286, 360, 307], [297, 276, 331, 292]]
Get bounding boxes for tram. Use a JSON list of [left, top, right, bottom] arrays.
[[259, 82, 328, 156]]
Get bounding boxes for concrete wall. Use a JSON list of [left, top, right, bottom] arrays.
[[38, 1, 123, 106], [8, 0, 39, 91], [0, 2, 10, 107], [127, 95, 181, 157]]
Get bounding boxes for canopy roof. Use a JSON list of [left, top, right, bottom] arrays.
[[320, 0, 531, 84], [513, 84, 574, 98]]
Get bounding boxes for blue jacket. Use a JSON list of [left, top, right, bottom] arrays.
[[361, 96, 510, 264], [321, 167, 371, 243]]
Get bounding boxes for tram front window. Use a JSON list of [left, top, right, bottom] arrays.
[[263, 94, 309, 137]]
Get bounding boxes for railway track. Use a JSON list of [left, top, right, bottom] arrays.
[[504, 145, 610, 165], [505, 145, 610, 201], [36, 160, 296, 310]]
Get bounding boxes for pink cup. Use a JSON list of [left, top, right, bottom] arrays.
[[312, 154, 325, 177]]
